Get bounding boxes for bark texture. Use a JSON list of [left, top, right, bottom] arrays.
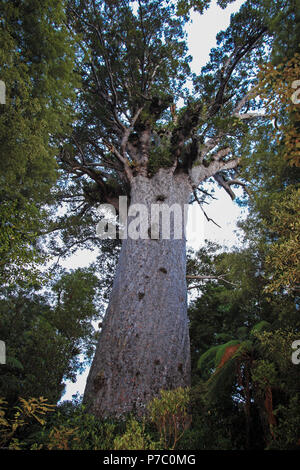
[[83, 169, 192, 418]]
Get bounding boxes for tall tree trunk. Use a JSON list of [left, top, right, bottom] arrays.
[[83, 169, 192, 418]]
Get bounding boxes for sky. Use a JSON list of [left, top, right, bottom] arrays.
[[185, 0, 246, 74], [60, 0, 247, 402]]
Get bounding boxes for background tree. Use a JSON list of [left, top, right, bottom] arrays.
[[184, 9, 300, 442], [185, 239, 299, 449], [0, 0, 77, 285], [0, 267, 101, 407]]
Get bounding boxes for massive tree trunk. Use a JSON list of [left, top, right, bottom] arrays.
[[83, 168, 192, 418]]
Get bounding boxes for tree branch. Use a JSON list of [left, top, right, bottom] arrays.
[[103, 139, 133, 182], [189, 150, 240, 186], [187, 274, 238, 287], [208, 27, 268, 117], [233, 85, 258, 114], [121, 107, 144, 157], [193, 189, 221, 228], [214, 173, 250, 200]]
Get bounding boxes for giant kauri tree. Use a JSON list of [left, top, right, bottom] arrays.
[[56, 0, 292, 417]]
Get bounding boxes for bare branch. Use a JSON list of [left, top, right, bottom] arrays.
[[203, 135, 223, 152], [193, 189, 221, 228], [187, 274, 238, 288], [213, 173, 236, 200], [209, 27, 268, 117], [50, 236, 100, 271], [72, 136, 86, 165], [212, 146, 232, 161], [195, 187, 218, 200], [234, 112, 266, 120], [227, 178, 251, 196], [121, 107, 144, 157], [233, 85, 259, 114], [103, 139, 133, 182]]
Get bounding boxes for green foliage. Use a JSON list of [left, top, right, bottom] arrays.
[[176, 0, 236, 16], [250, 321, 272, 336], [253, 328, 299, 376], [187, 235, 299, 449], [258, 53, 300, 167], [267, 395, 300, 450], [66, 0, 190, 145], [251, 360, 277, 392], [214, 340, 241, 368], [197, 345, 220, 376], [148, 144, 175, 176], [113, 418, 158, 450], [0, 0, 77, 285], [0, 397, 55, 449], [0, 267, 101, 406], [0, 201, 47, 285], [38, 401, 118, 450], [0, 389, 191, 450], [0, 396, 115, 450], [178, 382, 244, 450], [263, 186, 300, 293], [147, 387, 190, 450]]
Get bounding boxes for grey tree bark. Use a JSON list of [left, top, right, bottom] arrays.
[[83, 169, 192, 418]]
